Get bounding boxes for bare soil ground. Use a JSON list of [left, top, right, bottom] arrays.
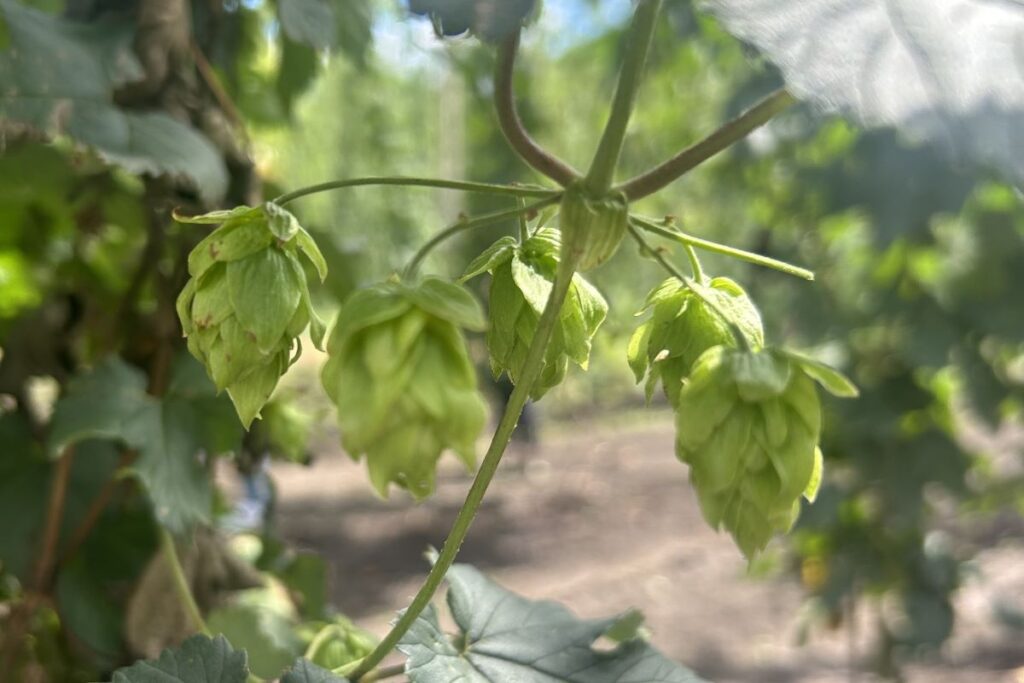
[[267, 414, 1024, 682]]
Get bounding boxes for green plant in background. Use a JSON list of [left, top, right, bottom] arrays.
[[1, 0, 1023, 681]]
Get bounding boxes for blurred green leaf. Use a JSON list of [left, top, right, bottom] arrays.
[[110, 634, 249, 683], [48, 357, 214, 532], [281, 659, 349, 683], [0, 2, 228, 200]]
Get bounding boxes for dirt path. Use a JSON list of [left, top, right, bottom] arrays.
[[268, 416, 1024, 682]]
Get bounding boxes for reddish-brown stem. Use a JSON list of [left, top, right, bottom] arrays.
[[618, 89, 796, 200], [59, 449, 137, 568], [33, 448, 75, 592], [495, 32, 580, 187]]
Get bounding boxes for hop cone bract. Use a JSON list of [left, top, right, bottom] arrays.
[[320, 277, 489, 499], [462, 228, 608, 399], [675, 346, 857, 558], [628, 276, 763, 405]]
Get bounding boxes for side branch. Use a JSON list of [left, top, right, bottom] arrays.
[[495, 33, 581, 187], [619, 89, 796, 200], [274, 177, 557, 206], [404, 195, 560, 277]]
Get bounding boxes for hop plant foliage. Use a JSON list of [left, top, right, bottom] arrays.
[[175, 204, 328, 428], [462, 228, 608, 399], [675, 346, 857, 558], [321, 277, 489, 499], [628, 276, 764, 405]]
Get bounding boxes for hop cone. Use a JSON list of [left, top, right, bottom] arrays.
[[675, 346, 857, 558], [628, 276, 763, 405], [175, 203, 327, 428], [462, 228, 608, 399], [321, 277, 489, 500]]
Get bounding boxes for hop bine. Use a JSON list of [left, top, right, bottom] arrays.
[[175, 203, 327, 428], [320, 277, 489, 500]]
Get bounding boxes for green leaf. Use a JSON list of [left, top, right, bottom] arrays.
[[703, 0, 1024, 187], [48, 357, 214, 531], [138, 399, 214, 531], [227, 248, 303, 353], [460, 235, 516, 282], [110, 634, 249, 683], [208, 601, 302, 680], [406, 277, 487, 331], [400, 564, 706, 682], [48, 357, 153, 457], [281, 659, 349, 683], [0, 1, 228, 199]]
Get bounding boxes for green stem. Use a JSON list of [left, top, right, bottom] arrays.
[[349, 259, 578, 681], [159, 528, 209, 637], [304, 624, 342, 661], [360, 664, 406, 682], [273, 177, 558, 206], [517, 198, 530, 242], [683, 244, 704, 283], [628, 222, 747, 349], [403, 196, 560, 278], [584, 0, 663, 194], [619, 89, 796, 200], [630, 214, 814, 281]]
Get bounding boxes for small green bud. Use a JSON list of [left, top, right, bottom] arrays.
[[320, 277, 489, 500], [559, 182, 629, 271], [674, 346, 856, 558], [462, 228, 608, 399], [628, 277, 764, 405], [175, 203, 328, 428]]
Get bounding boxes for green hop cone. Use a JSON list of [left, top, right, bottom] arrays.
[[559, 181, 629, 271], [320, 277, 489, 500], [628, 276, 764, 405], [175, 203, 328, 428], [675, 346, 857, 558], [461, 227, 608, 399]]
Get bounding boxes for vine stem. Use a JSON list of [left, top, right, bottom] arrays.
[[495, 33, 581, 186], [273, 177, 557, 206], [628, 222, 748, 349], [619, 88, 796, 200], [683, 244, 704, 283], [159, 528, 210, 637], [403, 195, 560, 278], [33, 447, 75, 591], [350, 258, 579, 681], [585, 0, 663, 193], [630, 214, 815, 281]]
